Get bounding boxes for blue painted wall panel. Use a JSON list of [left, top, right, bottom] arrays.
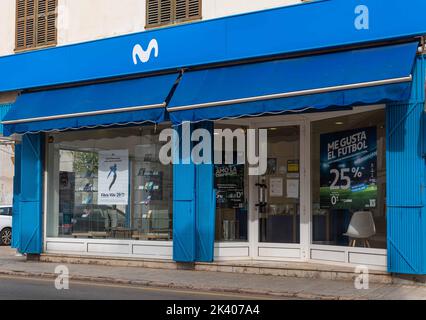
[[387, 207, 425, 274], [195, 122, 215, 262], [196, 164, 216, 262], [173, 201, 196, 262], [18, 134, 43, 254], [19, 201, 43, 254], [173, 124, 196, 262], [387, 56, 426, 274], [174, 164, 195, 201], [173, 161, 196, 262], [0, 0, 426, 92]]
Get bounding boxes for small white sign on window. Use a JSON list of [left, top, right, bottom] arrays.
[[270, 178, 283, 197], [98, 149, 129, 205], [287, 179, 299, 199]]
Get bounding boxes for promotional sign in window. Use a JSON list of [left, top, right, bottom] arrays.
[[320, 127, 377, 210], [98, 149, 129, 205], [215, 164, 245, 209]]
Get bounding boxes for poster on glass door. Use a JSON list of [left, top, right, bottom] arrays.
[[98, 149, 129, 205], [320, 127, 377, 210], [215, 164, 245, 209]]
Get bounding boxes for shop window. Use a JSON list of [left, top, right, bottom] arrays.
[[146, 0, 202, 29], [311, 109, 387, 249], [214, 125, 248, 242], [15, 0, 57, 52], [46, 126, 173, 241]]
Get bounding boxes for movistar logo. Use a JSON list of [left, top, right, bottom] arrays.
[[132, 39, 159, 65]]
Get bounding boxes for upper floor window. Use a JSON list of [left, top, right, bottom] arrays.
[[15, 0, 58, 52], [146, 0, 202, 29]]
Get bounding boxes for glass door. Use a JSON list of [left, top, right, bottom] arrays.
[[256, 126, 301, 244]]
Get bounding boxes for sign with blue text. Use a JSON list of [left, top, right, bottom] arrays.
[[320, 127, 377, 210]]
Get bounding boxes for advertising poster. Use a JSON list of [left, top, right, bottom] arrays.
[[98, 149, 129, 205], [215, 164, 245, 209], [320, 127, 377, 210]]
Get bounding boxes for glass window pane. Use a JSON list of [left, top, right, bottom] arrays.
[[259, 126, 300, 244], [311, 109, 386, 249], [214, 124, 248, 242], [46, 126, 173, 241]]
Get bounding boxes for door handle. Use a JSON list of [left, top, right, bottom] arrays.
[[255, 181, 268, 212]]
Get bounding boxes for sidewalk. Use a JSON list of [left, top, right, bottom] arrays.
[[1, 247, 426, 300]]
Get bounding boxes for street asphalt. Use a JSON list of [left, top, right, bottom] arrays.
[[0, 275, 283, 300]]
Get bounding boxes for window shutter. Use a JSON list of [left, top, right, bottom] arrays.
[[15, 0, 57, 51], [188, 0, 201, 19], [147, 0, 201, 28], [147, 0, 160, 26], [25, 0, 36, 48], [175, 0, 187, 21], [147, 0, 173, 27], [46, 0, 57, 44], [16, 0, 26, 49], [36, 0, 47, 45], [160, 0, 172, 24], [16, 0, 36, 50], [175, 0, 201, 22]]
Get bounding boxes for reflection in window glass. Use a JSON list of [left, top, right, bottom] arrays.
[[311, 109, 386, 249], [47, 126, 173, 241]]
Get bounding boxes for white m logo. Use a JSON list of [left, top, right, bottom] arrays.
[[132, 39, 159, 65]]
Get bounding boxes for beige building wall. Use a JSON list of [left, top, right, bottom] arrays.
[[203, 0, 300, 19], [0, 0, 16, 57], [56, 0, 147, 45], [0, 0, 303, 57]]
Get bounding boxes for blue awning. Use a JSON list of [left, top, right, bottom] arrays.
[[168, 42, 418, 123], [2, 73, 179, 136]]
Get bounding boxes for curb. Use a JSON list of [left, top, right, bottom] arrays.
[[0, 269, 355, 300]]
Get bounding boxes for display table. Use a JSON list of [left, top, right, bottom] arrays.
[[111, 227, 135, 239]]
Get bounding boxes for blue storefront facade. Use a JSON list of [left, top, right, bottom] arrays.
[[1, 0, 426, 274]]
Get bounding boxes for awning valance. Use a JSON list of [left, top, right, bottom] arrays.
[[2, 73, 179, 136], [168, 42, 418, 123]]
